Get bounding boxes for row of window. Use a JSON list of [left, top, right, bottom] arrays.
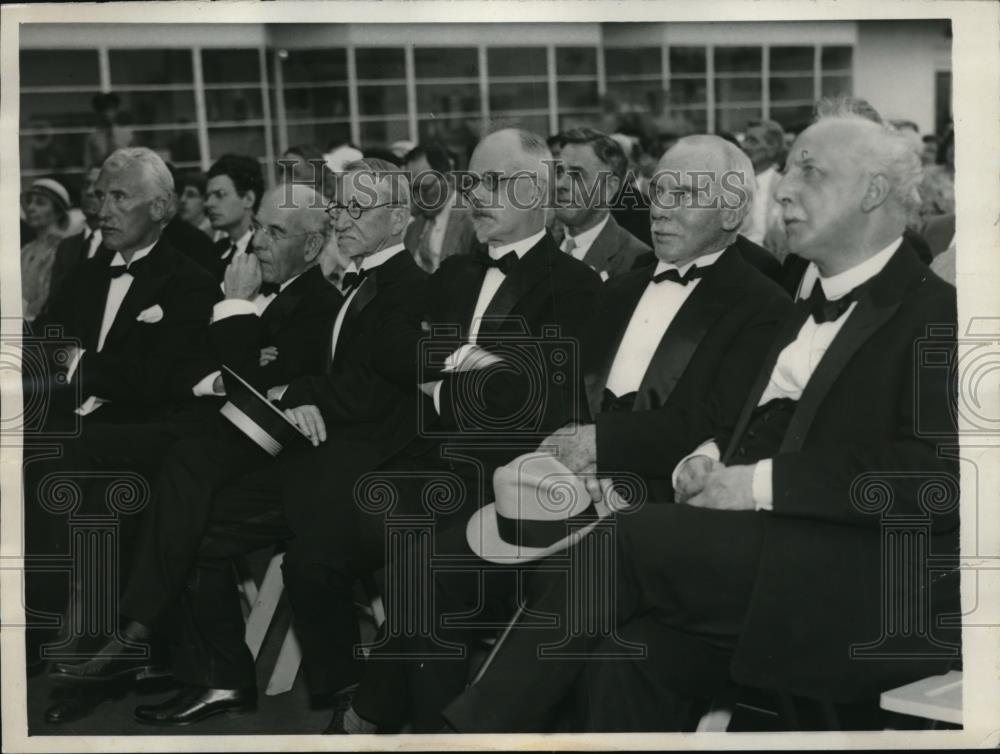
[[20, 43, 852, 182]]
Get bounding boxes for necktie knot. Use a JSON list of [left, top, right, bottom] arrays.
[[652, 264, 707, 286], [807, 283, 854, 324], [562, 236, 578, 255], [342, 268, 369, 293], [480, 251, 518, 275]]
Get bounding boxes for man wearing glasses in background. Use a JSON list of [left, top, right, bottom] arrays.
[[49, 162, 429, 726]]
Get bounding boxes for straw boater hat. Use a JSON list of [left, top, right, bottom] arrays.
[[218, 366, 308, 456], [26, 178, 71, 217], [467, 452, 624, 564]]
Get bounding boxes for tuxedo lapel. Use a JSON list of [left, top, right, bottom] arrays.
[[583, 272, 648, 417], [447, 251, 489, 338], [79, 262, 113, 350], [100, 242, 174, 351], [581, 217, 618, 273], [478, 235, 552, 336], [260, 268, 319, 338], [632, 254, 737, 411]]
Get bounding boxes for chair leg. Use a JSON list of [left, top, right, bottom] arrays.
[[265, 623, 303, 696], [245, 552, 286, 661]]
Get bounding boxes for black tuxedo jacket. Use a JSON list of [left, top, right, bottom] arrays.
[[50, 231, 96, 306], [425, 232, 601, 458], [163, 215, 221, 278], [278, 249, 429, 453], [39, 236, 219, 422], [585, 245, 792, 500], [182, 265, 344, 395], [717, 239, 959, 700]]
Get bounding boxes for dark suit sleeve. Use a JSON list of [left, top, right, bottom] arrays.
[[768, 292, 959, 533], [279, 280, 426, 424], [436, 267, 601, 434], [595, 290, 793, 484], [76, 270, 218, 404]]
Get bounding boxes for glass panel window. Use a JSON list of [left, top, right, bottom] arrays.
[[715, 106, 761, 134], [769, 105, 815, 134], [359, 119, 410, 147], [487, 47, 547, 78], [208, 126, 267, 158], [556, 47, 597, 77], [356, 48, 406, 80], [669, 46, 706, 75], [205, 88, 264, 123], [672, 108, 708, 134], [21, 92, 98, 129], [357, 85, 408, 117], [20, 132, 90, 172], [489, 81, 548, 112], [770, 46, 813, 73], [607, 81, 667, 111], [282, 49, 347, 83], [201, 49, 261, 85], [714, 47, 762, 75], [559, 112, 602, 131], [118, 90, 197, 126], [418, 117, 480, 165], [488, 113, 549, 139], [132, 129, 201, 163], [417, 83, 480, 116], [715, 77, 762, 103], [414, 47, 477, 79], [110, 49, 194, 86], [821, 75, 852, 98], [287, 122, 352, 152], [20, 49, 100, 87], [669, 78, 707, 105], [769, 76, 814, 103], [283, 86, 350, 120], [605, 47, 661, 78], [821, 46, 853, 72], [559, 81, 599, 110]]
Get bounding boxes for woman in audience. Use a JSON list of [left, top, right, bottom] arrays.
[[177, 171, 214, 237], [20, 177, 71, 322]]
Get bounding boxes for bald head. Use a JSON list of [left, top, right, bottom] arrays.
[[467, 128, 552, 246], [251, 184, 329, 284]]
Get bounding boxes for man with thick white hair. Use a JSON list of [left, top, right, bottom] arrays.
[[413, 112, 958, 733]]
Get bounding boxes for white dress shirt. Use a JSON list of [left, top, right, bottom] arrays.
[[84, 227, 103, 259], [673, 237, 903, 509], [67, 241, 158, 414], [431, 228, 545, 413], [560, 214, 610, 262], [605, 249, 726, 397], [219, 227, 254, 262], [191, 272, 304, 396]]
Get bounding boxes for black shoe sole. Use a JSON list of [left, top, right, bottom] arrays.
[[133, 704, 257, 727]]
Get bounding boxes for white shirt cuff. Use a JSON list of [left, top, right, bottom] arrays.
[[671, 440, 721, 490], [432, 381, 443, 414], [212, 298, 258, 322], [192, 370, 223, 396], [268, 384, 289, 402], [751, 459, 774, 511], [66, 348, 85, 383]]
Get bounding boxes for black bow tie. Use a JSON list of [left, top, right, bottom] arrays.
[[108, 257, 147, 279], [652, 264, 708, 286], [807, 283, 855, 324], [259, 282, 280, 297], [215, 238, 238, 261], [479, 251, 519, 275], [341, 268, 369, 293]]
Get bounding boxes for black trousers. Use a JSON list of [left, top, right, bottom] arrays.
[[21, 406, 215, 657], [169, 435, 493, 695], [355, 503, 765, 733]]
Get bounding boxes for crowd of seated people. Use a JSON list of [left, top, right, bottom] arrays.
[[19, 92, 959, 733]]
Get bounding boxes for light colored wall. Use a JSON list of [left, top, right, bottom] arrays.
[[855, 20, 951, 133]]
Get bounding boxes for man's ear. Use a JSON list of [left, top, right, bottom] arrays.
[[243, 190, 257, 212], [302, 232, 323, 264], [861, 174, 891, 213], [389, 205, 409, 235], [719, 205, 743, 233], [604, 174, 622, 206], [149, 195, 169, 223]]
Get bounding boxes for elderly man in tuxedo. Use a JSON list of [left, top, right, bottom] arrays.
[[554, 127, 650, 279], [426, 103, 960, 733], [52, 159, 430, 726], [23, 147, 217, 679], [334, 134, 792, 733]]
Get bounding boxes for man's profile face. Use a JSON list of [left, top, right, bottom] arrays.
[[94, 163, 161, 253], [251, 194, 307, 285], [648, 145, 730, 266], [775, 121, 870, 260], [332, 174, 397, 261], [554, 142, 613, 229], [205, 174, 253, 233], [466, 134, 542, 246], [741, 125, 778, 172]]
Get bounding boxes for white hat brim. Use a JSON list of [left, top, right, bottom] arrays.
[[466, 501, 604, 565]]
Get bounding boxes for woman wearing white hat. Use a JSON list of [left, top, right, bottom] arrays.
[[20, 176, 72, 322]]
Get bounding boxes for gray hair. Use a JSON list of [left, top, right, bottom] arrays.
[[814, 107, 923, 216], [673, 134, 757, 224], [101, 147, 174, 202], [342, 157, 410, 211]]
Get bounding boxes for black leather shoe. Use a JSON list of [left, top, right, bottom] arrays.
[[134, 686, 257, 726], [49, 639, 155, 684], [323, 684, 376, 734], [44, 692, 103, 724]]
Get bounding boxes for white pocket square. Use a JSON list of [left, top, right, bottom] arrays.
[[136, 304, 164, 323]]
